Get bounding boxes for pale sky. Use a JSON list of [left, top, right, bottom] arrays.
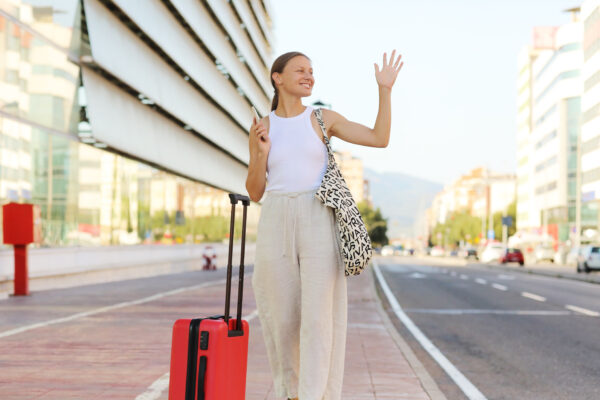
[[269, 0, 582, 184]]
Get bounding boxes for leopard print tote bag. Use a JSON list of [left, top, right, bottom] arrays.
[[313, 108, 372, 276]]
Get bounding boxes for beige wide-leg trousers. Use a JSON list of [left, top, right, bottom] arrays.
[[252, 189, 348, 400]]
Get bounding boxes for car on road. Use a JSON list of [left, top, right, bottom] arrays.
[[500, 248, 524, 266], [458, 247, 478, 260], [480, 244, 505, 263], [381, 245, 395, 256], [576, 245, 600, 273], [430, 246, 445, 257], [534, 243, 555, 263]]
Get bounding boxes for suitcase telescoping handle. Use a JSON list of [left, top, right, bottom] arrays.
[[224, 193, 250, 336]]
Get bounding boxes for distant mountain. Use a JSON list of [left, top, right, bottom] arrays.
[[364, 168, 443, 239]]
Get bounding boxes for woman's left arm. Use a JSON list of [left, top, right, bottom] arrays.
[[326, 50, 403, 148]]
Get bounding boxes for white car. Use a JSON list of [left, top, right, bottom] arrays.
[[480, 244, 505, 263], [430, 246, 445, 257], [381, 245, 395, 257], [534, 244, 555, 263], [576, 245, 600, 273]]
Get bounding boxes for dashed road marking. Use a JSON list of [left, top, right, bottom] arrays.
[[521, 292, 546, 302], [565, 305, 600, 317], [475, 278, 487, 285], [460, 274, 469, 280], [492, 283, 508, 291]]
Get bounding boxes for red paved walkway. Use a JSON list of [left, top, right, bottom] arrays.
[[0, 265, 434, 399]]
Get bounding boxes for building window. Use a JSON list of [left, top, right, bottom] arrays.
[[535, 181, 557, 195], [535, 130, 557, 150]]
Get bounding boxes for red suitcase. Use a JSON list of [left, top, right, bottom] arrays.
[[168, 194, 251, 400]]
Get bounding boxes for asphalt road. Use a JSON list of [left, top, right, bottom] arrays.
[[377, 256, 600, 400]]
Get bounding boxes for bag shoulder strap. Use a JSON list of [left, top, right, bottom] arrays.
[[313, 108, 330, 143]]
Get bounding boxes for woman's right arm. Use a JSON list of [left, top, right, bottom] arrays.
[[245, 117, 270, 202]]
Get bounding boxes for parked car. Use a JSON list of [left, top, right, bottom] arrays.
[[480, 244, 505, 263], [534, 243, 555, 263], [458, 247, 478, 260], [430, 246, 445, 257], [393, 245, 404, 256], [576, 245, 600, 273], [381, 245, 395, 257], [500, 248, 524, 266]]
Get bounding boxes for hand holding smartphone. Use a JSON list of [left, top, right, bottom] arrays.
[[251, 106, 267, 143]]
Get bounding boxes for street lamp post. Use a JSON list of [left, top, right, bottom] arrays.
[[311, 99, 332, 110]]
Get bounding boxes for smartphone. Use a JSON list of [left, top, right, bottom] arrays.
[[251, 106, 260, 121]]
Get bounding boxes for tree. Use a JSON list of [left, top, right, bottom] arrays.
[[493, 200, 517, 240], [357, 201, 389, 247], [431, 211, 482, 247]]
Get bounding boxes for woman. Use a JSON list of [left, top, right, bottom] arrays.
[[246, 50, 403, 400]]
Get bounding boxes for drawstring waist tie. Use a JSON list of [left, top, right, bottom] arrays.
[[264, 189, 317, 259]]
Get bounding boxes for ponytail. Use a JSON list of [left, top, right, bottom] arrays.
[[271, 91, 279, 111]]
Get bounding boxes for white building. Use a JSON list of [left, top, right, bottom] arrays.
[[427, 167, 515, 235], [516, 13, 591, 242], [0, 0, 274, 247], [581, 0, 600, 231]]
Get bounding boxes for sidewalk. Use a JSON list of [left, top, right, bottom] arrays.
[[0, 264, 437, 399]]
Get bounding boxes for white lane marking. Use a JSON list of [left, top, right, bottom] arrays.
[[136, 310, 259, 400], [475, 278, 487, 285], [492, 283, 508, 291], [521, 292, 546, 302], [450, 271, 457, 277], [497, 274, 515, 280], [408, 272, 427, 279], [565, 305, 600, 317], [460, 274, 469, 280], [374, 261, 487, 400], [135, 372, 170, 400], [404, 309, 570, 316], [0, 279, 229, 339]]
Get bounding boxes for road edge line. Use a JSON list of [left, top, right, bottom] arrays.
[[370, 266, 448, 400], [373, 260, 487, 400]]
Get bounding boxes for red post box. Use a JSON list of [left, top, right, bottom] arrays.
[[2, 203, 41, 296]]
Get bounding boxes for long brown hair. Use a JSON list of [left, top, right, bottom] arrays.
[[270, 51, 310, 111]]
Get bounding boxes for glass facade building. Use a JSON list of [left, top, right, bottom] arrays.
[[0, 0, 274, 248]]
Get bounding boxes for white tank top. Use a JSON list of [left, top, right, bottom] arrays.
[[265, 105, 328, 193]]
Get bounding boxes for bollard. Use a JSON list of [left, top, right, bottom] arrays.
[[2, 203, 41, 296]]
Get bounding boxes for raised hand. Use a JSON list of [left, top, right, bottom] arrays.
[[374, 50, 403, 90]]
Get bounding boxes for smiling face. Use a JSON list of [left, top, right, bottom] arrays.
[[273, 55, 314, 98]]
